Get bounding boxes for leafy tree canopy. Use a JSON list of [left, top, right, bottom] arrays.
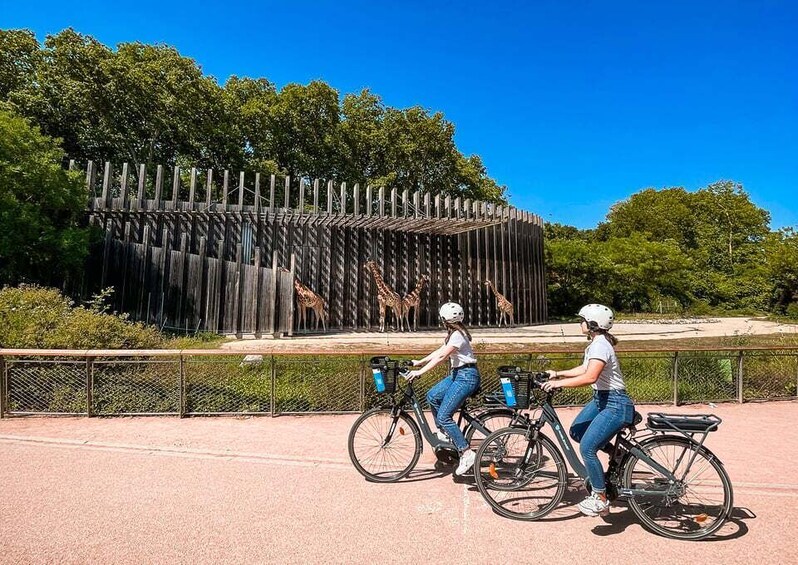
[[0, 28, 505, 203]]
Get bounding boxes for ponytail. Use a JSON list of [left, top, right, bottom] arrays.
[[445, 321, 472, 343], [591, 329, 618, 346]]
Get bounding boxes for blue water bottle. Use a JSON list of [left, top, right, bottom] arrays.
[[500, 377, 517, 407], [372, 368, 386, 393]]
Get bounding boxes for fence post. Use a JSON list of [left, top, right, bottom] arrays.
[[270, 355, 276, 417], [179, 354, 186, 418], [0, 356, 7, 418], [359, 355, 365, 412], [86, 357, 95, 417], [672, 351, 679, 406], [737, 350, 744, 404]]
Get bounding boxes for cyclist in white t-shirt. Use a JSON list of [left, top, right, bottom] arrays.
[[405, 302, 480, 476], [541, 304, 636, 517]]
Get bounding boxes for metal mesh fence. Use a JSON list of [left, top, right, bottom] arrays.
[[6, 360, 87, 414], [185, 356, 271, 414], [1, 348, 796, 417], [742, 351, 798, 400], [92, 359, 180, 415]]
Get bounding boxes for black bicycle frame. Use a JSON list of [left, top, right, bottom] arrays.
[[533, 400, 678, 493], [391, 381, 493, 450]]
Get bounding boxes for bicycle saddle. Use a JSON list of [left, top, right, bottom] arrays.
[[625, 410, 643, 428]]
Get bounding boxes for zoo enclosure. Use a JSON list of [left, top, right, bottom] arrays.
[[1, 346, 796, 417], [78, 160, 547, 335]]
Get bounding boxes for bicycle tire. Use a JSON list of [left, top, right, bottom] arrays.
[[622, 435, 733, 540], [465, 408, 517, 450], [348, 408, 422, 482], [474, 428, 567, 520]]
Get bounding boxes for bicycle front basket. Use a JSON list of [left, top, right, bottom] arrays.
[[497, 366, 532, 409], [369, 356, 398, 394]]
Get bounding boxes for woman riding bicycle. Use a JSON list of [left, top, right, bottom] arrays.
[[406, 302, 480, 476], [541, 303, 635, 517]]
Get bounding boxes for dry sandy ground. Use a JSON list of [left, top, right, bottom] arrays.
[[1, 402, 796, 564], [220, 317, 798, 353]]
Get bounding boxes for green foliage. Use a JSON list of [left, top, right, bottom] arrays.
[[0, 28, 505, 203], [0, 285, 163, 348], [0, 105, 93, 285], [548, 180, 788, 317]]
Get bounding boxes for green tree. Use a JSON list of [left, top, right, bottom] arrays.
[[764, 228, 798, 314], [268, 81, 341, 179], [0, 105, 91, 285], [0, 29, 41, 100]]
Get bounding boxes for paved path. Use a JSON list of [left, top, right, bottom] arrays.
[[1, 402, 796, 564], [221, 317, 798, 352]]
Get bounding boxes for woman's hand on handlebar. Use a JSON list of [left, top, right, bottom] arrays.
[[404, 369, 422, 382], [541, 378, 563, 393]]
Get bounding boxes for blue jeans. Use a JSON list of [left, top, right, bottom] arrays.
[[426, 367, 481, 452], [569, 389, 635, 493]]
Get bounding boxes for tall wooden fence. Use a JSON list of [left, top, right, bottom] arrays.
[[80, 161, 547, 335]]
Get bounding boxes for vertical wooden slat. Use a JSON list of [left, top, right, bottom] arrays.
[[135, 164, 146, 211], [402, 189, 408, 218], [189, 168, 197, 209], [238, 171, 245, 209], [222, 170, 230, 209], [269, 175, 276, 214], [299, 179, 306, 214], [206, 169, 213, 208], [378, 187, 385, 216], [254, 173, 261, 216], [101, 162, 112, 209], [313, 179, 320, 213], [171, 166, 180, 209], [269, 250, 279, 334], [287, 253, 296, 336], [424, 193, 431, 218], [119, 162, 129, 209], [327, 180, 334, 214], [366, 185, 373, 217], [284, 176, 291, 210], [353, 184, 360, 216], [85, 161, 97, 210], [390, 188, 397, 217], [339, 182, 347, 215], [413, 191, 420, 219], [154, 165, 164, 208]]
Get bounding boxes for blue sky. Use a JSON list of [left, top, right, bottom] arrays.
[[2, 0, 796, 229]]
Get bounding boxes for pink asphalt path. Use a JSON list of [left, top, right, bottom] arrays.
[[1, 402, 796, 564]]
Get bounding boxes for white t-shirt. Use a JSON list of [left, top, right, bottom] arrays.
[[582, 334, 625, 391], [446, 331, 477, 368]]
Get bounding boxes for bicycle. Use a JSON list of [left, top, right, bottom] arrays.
[[347, 356, 524, 482], [474, 367, 734, 540]]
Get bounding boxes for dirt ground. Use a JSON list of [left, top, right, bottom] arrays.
[[220, 317, 798, 353], [1, 402, 796, 564]]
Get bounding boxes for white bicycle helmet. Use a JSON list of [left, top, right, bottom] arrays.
[[577, 304, 614, 330], [439, 302, 465, 323]]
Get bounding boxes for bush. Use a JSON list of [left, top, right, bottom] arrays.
[[0, 285, 163, 349]]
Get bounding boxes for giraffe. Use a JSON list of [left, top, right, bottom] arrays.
[[281, 268, 328, 332], [484, 279, 515, 326], [402, 274, 430, 332], [363, 260, 406, 332]]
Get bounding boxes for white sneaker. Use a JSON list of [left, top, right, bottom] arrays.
[[435, 431, 449, 442], [578, 492, 610, 517], [455, 449, 477, 476]]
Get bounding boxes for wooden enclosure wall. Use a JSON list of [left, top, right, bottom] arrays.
[[82, 161, 547, 335]]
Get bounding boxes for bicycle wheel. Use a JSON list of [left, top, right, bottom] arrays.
[[474, 428, 567, 520], [348, 408, 422, 482], [465, 408, 517, 450], [622, 435, 733, 540]]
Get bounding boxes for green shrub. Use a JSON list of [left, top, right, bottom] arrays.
[[0, 285, 163, 349]]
